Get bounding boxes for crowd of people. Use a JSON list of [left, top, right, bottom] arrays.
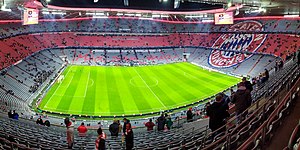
[[7, 110, 19, 120], [206, 77, 253, 135]]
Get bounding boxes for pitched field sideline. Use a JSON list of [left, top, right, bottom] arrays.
[[38, 62, 240, 116]]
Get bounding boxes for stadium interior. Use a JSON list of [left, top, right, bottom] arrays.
[[0, 0, 300, 149]]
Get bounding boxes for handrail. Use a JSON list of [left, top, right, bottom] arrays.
[[288, 123, 300, 149], [238, 74, 300, 150]]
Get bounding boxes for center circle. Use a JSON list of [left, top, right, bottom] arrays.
[[130, 76, 158, 87]]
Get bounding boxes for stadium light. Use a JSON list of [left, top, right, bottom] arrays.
[[124, 0, 129, 6], [1, 3, 11, 12]]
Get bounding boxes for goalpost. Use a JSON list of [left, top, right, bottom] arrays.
[[57, 75, 64, 83]]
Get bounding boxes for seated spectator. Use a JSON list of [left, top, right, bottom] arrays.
[[186, 107, 195, 122], [44, 120, 50, 127], [12, 110, 19, 120], [145, 119, 155, 131], [95, 127, 106, 150], [36, 116, 44, 125], [109, 120, 119, 137], [77, 122, 88, 137], [8, 110, 13, 118]]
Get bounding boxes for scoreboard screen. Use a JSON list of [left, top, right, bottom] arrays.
[[214, 12, 233, 25], [23, 8, 39, 25]]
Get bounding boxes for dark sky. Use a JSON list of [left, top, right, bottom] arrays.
[[45, 0, 223, 11]]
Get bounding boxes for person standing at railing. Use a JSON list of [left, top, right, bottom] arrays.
[[109, 120, 120, 138], [156, 113, 166, 131], [231, 82, 252, 123], [64, 117, 74, 149], [206, 94, 230, 132], [125, 123, 134, 150]]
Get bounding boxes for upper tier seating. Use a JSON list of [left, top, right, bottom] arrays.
[[0, 32, 299, 70]]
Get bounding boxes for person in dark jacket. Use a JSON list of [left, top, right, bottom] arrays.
[[8, 110, 13, 118], [109, 120, 120, 137], [125, 123, 134, 150], [36, 116, 44, 125], [44, 120, 51, 127], [186, 107, 194, 122], [242, 77, 253, 92], [231, 82, 252, 123], [207, 95, 230, 132], [156, 113, 166, 131], [264, 69, 269, 81]]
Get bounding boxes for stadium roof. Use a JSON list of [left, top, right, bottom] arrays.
[[0, 0, 299, 20]]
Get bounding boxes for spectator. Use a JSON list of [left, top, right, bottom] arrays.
[[12, 110, 19, 120], [36, 116, 44, 125], [95, 127, 106, 150], [186, 107, 194, 122], [165, 115, 173, 130], [8, 110, 13, 118], [206, 95, 230, 132], [205, 102, 211, 116], [122, 118, 130, 134], [109, 120, 120, 137], [64, 117, 74, 149], [230, 88, 235, 101], [145, 118, 155, 131], [156, 113, 166, 131], [44, 120, 50, 127], [264, 68, 269, 81], [231, 82, 252, 123], [125, 123, 134, 150], [77, 122, 88, 137], [242, 77, 253, 92]]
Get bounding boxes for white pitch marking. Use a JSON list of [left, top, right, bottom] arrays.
[[45, 66, 73, 108], [83, 70, 90, 97], [133, 68, 167, 109], [184, 71, 198, 79]]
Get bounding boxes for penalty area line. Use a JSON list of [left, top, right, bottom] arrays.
[[45, 66, 73, 108]]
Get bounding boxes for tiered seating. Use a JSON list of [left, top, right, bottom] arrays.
[[0, 17, 299, 150], [0, 18, 299, 39], [286, 121, 300, 150], [1, 32, 299, 70]]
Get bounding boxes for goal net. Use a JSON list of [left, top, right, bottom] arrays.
[[57, 75, 64, 83]]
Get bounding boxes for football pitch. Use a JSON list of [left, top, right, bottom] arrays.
[[39, 62, 240, 116]]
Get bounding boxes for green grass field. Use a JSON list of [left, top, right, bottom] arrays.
[[38, 62, 240, 116]]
